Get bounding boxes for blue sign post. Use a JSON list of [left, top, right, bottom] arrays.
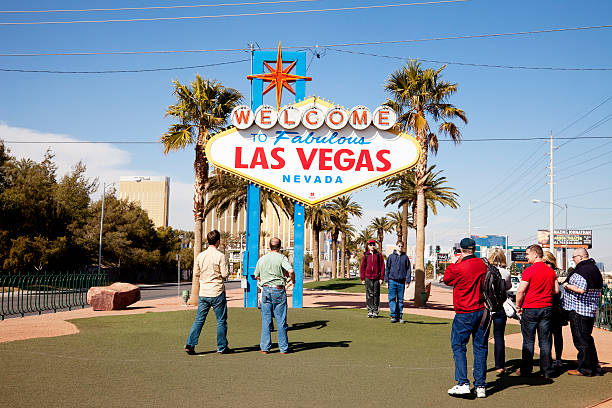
[[244, 49, 307, 308]]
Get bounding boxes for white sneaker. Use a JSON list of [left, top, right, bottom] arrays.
[[475, 387, 486, 398], [448, 384, 471, 396]]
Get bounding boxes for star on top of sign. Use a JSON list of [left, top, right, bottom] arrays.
[[247, 42, 312, 109]]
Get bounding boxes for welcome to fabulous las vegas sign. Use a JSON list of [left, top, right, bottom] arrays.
[[205, 97, 422, 206]]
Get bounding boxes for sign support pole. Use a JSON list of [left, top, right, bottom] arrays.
[[244, 48, 307, 308]]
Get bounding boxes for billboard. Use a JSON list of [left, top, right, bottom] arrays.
[[470, 235, 507, 248], [537, 229, 592, 249], [206, 97, 421, 205], [511, 250, 528, 263]]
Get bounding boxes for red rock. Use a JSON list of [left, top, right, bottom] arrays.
[[87, 282, 141, 311]]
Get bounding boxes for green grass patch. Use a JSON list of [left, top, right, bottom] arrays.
[[304, 278, 389, 294], [0, 308, 608, 407]]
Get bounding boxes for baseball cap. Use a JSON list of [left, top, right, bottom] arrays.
[[367, 239, 376, 245], [459, 237, 476, 250]]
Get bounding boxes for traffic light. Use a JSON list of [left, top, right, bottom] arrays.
[[435, 245, 440, 254]]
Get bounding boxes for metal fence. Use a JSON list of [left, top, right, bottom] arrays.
[[596, 284, 611, 331], [1, 271, 108, 320]]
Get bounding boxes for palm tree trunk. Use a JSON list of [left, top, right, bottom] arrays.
[[331, 237, 338, 279], [188, 139, 208, 305], [313, 226, 320, 281], [340, 234, 346, 278], [414, 127, 428, 307], [402, 202, 409, 245], [378, 229, 384, 252]]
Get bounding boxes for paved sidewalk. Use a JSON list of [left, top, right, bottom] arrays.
[[1, 283, 611, 407]]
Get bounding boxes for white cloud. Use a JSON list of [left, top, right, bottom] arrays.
[[0, 122, 131, 182], [1, 122, 194, 231]]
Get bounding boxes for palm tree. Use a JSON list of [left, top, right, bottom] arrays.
[[386, 210, 412, 244], [385, 59, 467, 305], [381, 171, 414, 245], [343, 229, 358, 278], [203, 175, 294, 224], [305, 204, 332, 281], [355, 227, 374, 252], [328, 196, 362, 279], [161, 75, 242, 304], [369, 217, 392, 251]]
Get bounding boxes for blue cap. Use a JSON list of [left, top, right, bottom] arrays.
[[460, 237, 476, 250]]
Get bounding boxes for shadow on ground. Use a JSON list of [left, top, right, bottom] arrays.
[[288, 320, 328, 331]]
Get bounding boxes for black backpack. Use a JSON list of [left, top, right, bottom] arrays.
[[482, 258, 507, 312]]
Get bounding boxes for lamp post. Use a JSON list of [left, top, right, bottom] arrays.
[[98, 182, 116, 274], [532, 199, 568, 270]]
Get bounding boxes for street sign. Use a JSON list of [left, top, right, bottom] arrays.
[[437, 253, 450, 263]]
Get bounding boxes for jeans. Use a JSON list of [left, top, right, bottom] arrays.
[[365, 278, 380, 314], [520, 306, 553, 377], [551, 322, 564, 361], [450, 310, 489, 387], [387, 279, 406, 319], [492, 311, 507, 369], [260, 286, 289, 353], [569, 310, 602, 376], [186, 292, 228, 352]]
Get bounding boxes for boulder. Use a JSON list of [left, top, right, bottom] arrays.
[[87, 282, 141, 311]]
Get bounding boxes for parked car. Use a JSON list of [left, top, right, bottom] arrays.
[[507, 275, 520, 300]]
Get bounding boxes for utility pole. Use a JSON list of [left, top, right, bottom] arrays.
[[98, 182, 107, 274], [468, 201, 471, 237], [549, 132, 555, 254]]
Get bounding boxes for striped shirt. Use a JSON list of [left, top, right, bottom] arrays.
[[563, 273, 601, 317]]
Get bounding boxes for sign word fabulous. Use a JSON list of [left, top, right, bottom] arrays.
[[206, 97, 420, 205]]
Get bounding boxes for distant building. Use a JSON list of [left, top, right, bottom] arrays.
[[119, 176, 170, 228]]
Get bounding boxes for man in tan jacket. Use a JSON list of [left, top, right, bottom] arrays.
[[185, 230, 231, 355]]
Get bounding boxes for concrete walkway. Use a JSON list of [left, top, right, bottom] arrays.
[[1, 283, 611, 406]]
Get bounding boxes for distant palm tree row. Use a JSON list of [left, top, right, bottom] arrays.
[[161, 59, 466, 299]]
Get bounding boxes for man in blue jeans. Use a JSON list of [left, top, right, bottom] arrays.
[[443, 238, 489, 398], [516, 244, 559, 378], [185, 230, 232, 355], [385, 240, 411, 323], [255, 237, 295, 354]]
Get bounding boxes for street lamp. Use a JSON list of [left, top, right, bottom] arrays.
[[532, 199, 568, 270], [98, 182, 116, 273]]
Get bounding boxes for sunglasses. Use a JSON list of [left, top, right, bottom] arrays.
[[368, 243, 376, 246]]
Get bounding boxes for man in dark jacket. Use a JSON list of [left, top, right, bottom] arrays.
[[563, 248, 604, 376], [385, 240, 411, 323], [360, 239, 385, 318], [443, 237, 488, 398]]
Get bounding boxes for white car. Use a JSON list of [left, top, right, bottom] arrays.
[[507, 276, 520, 300]]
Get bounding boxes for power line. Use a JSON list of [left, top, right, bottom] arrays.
[[555, 94, 612, 138], [0, 0, 468, 25], [0, 0, 321, 14], [327, 48, 612, 71], [0, 58, 250, 73], [5, 136, 612, 142], [557, 186, 612, 201], [558, 111, 612, 149], [2, 23, 612, 56]]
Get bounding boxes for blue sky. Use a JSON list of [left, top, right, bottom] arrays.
[[1, 0, 611, 269]]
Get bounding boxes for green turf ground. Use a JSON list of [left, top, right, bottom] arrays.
[[304, 278, 389, 293], [1, 308, 609, 407]]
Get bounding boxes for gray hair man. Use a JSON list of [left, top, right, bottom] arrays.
[[255, 237, 295, 354], [563, 248, 604, 376]]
